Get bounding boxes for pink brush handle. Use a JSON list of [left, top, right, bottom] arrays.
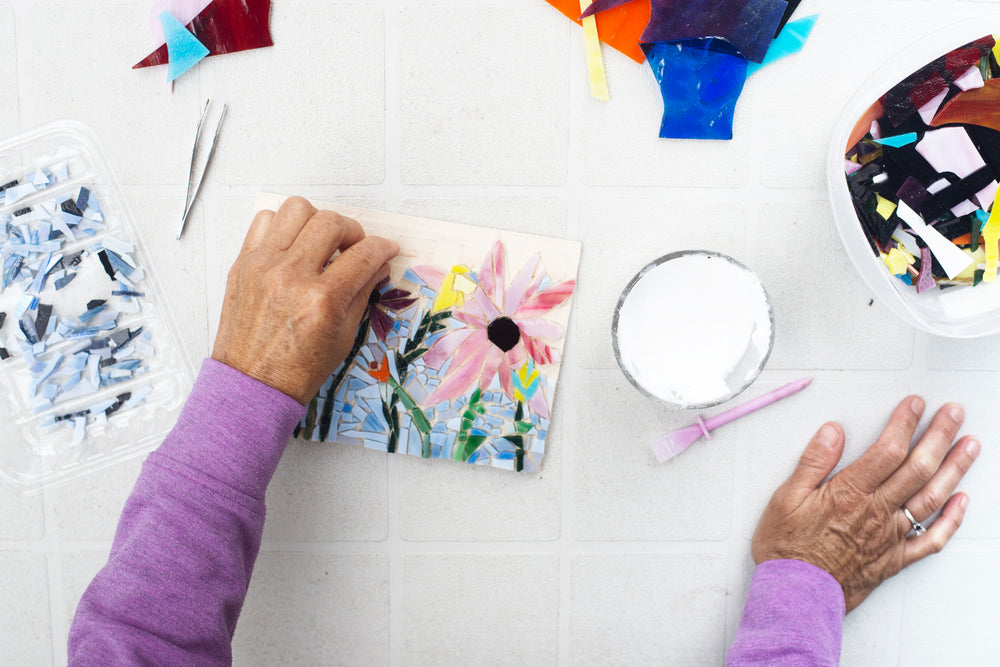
[[702, 378, 812, 432]]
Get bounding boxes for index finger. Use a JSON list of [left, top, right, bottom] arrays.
[[321, 235, 401, 298], [838, 396, 925, 493]]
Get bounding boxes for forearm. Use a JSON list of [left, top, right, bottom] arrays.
[[68, 359, 305, 665], [727, 559, 845, 667]]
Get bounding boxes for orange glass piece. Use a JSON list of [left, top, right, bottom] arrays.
[[931, 79, 1000, 133], [846, 99, 883, 153], [544, 0, 651, 64]]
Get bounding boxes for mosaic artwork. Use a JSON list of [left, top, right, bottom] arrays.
[[254, 195, 580, 473]]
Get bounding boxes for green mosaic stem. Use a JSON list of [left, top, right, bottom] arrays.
[[503, 401, 531, 472], [380, 308, 449, 458], [387, 375, 432, 457], [453, 388, 487, 462], [316, 315, 371, 442]]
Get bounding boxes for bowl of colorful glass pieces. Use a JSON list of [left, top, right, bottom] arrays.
[[828, 20, 1000, 337]]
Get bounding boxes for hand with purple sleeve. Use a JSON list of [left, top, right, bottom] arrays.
[[728, 396, 979, 665], [211, 196, 399, 404], [68, 197, 399, 665]]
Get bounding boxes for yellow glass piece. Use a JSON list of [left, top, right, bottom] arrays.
[[432, 265, 478, 311], [982, 186, 1000, 282], [513, 362, 540, 402], [955, 248, 985, 281], [875, 194, 897, 220], [881, 248, 914, 275], [580, 0, 610, 101]]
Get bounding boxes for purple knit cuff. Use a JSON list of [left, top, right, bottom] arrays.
[[155, 359, 306, 501], [728, 559, 845, 666]]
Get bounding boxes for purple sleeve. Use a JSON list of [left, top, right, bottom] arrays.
[[727, 559, 845, 667], [68, 359, 306, 666]]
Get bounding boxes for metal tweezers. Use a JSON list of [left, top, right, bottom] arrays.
[[177, 99, 227, 239]]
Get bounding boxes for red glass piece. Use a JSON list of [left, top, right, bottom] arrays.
[[133, 0, 273, 70], [881, 36, 995, 127]]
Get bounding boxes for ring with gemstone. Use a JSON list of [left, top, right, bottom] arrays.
[[902, 507, 927, 536]]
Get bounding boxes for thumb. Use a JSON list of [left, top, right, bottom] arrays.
[[784, 422, 845, 503]]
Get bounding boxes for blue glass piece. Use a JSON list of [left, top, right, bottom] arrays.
[[54, 272, 77, 290], [160, 10, 210, 82], [78, 304, 108, 324], [645, 39, 749, 141], [105, 250, 134, 277], [362, 412, 384, 432]]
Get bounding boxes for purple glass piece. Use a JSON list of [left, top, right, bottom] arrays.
[[641, 0, 787, 63], [896, 176, 932, 211]]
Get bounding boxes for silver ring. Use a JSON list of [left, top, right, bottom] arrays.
[[903, 507, 927, 536]]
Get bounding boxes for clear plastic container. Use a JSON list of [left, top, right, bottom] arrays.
[[827, 18, 1000, 338], [0, 121, 192, 493]]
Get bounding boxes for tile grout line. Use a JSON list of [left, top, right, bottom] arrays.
[[722, 73, 762, 654], [383, 3, 404, 666], [41, 487, 67, 664], [557, 16, 588, 666]]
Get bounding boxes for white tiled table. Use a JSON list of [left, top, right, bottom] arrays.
[[3, 1, 999, 664]]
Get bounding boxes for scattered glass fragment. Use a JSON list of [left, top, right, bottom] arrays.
[[549, 0, 815, 140], [1, 175, 158, 444], [746, 14, 818, 75], [874, 132, 918, 149], [639, 0, 788, 64], [544, 0, 649, 64], [134, 0, 274, 71], [645, 39, 748, 140], [580, 0, 611, 101], [931, 79, 1000, 133], [159, 10, 210, 82], [844, 35, 1000, 292], [148, 0, 213, 46]]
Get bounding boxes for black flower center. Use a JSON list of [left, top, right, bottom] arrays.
[[487, 316, 520, 352]]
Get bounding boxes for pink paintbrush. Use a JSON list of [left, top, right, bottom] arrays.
[[652, 378, 813, 463]]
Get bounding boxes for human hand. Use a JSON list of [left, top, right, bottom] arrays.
[[212, 196, 400, 404], [751, 396, 979, 612]]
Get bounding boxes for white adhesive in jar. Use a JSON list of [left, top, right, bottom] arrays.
[[613, 252, 774, 407]]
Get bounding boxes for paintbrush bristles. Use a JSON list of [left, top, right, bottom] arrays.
[[651, 424, 705, 463]]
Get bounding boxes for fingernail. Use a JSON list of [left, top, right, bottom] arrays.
[[946, 403, 965, 422], [817, 424, 838, 448], [909, 396, 925, 416], [960, 495, 969, 510], [965, 438, 981, 459]]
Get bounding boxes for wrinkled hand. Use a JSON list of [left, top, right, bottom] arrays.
[[752, 396, 979, 612], [212, 196, 399, 404]]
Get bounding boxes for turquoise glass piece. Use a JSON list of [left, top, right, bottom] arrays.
[[747, 14, 818, 75], [159, 10, 209, 82]]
